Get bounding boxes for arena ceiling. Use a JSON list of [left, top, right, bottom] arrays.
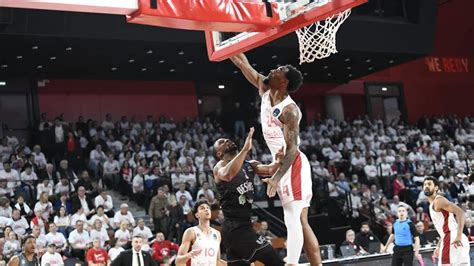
[[0, 1, 435, 83]]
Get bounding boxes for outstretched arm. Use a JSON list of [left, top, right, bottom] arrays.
[[263, 104, 299, 197], [213, 128, 254, 182], [230, 53, 267, 95], [249, 148, 284, 177]]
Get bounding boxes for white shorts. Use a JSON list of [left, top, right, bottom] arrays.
[[438, 232, 470, 265], [277, 151, 312, 206]]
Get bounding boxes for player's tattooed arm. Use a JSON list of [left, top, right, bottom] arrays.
[[272, 104, 299, 182]]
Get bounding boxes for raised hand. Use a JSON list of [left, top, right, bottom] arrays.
[[242, 127, 255, 152]]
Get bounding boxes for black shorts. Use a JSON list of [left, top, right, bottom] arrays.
[[221, 220, 270, 263]]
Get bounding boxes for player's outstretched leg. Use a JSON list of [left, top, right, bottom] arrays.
[[301, 207, 322, 266], [284, 201, 305, 266]]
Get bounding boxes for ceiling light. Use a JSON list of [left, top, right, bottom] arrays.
[[111, 67, 117, 71], [159, 59, 165, 64], [344, 58, 350, 62], [50, 56, 56, 60], [1, 64, 7, 68], [259, 71, 264, 74], [389, 59, 394, 64], [365, 59, 371, 63], [65, 46, 72, 51], [36, 65, 43, 69], [327, 73, 332, 76], [169, 68, 175, 72], [252, 63, 257, 67], [271, 55, 277, 59], [16, 56, 22, 59], [32, 46, 39, 50], [187, 61, 193, 65], [233, 70, 239, 74], [141, 67, 147, 71], [323, 65, 328, 69], [178, 51, 184, 55], [303, 72, 308, 76], [198, 99, 202, 105], [0, 81, 6, 86], [368, 66, 373, 71], [381, 87, 388, 91], [218, 85, 225, 89], [128, 59, 135, 63], [347, 66, 351, 70], [146, 50, 153, 54], [348, 74, 353, 77]]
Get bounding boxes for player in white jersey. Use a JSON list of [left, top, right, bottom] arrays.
[[423, 176, 470, 265], [176, 199, 224, 266], [231, 53, 321, 266]]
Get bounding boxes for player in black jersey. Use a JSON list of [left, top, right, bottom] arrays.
[[213, 127, 285, 266]]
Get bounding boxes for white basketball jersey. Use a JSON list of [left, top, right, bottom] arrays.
[[429, 195, 458, 237], [260, 90, 302, 158], [190, 226, 220, 266]]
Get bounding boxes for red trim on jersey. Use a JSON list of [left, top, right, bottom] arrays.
[[441, 210, 451, 264], [291, 152, 302, 200]]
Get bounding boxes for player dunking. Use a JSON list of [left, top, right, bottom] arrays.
[[230, 54, 321, 266], [423, 176, 470, 265], [176, 199, 224, 266], [213, 127, 284, 266]]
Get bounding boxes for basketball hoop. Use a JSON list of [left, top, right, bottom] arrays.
[[296, 8, 351, 64]]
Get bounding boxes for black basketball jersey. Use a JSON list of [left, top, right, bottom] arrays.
[[217, 161, 254, 222]]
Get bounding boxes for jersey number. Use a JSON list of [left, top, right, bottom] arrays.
[[283, 185, 290, 197], [203, 248, 215, 257]]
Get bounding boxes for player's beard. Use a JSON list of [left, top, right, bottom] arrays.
[[224, 143, 238, 155], [424, 188, 434, 196]]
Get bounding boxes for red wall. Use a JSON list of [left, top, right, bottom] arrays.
[[355, 0, 474, 123], [39, 80, 198, 121], [293, 0, 474, 124]]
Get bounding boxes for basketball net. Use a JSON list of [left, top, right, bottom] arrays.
[[295, 8, 351, 64]]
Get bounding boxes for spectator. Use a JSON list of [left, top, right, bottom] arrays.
[[175, 183, 193, 207], [151, 232, 179, 264], [14, 195, 33, 218], [114, 220, 132, 248], [108, 238, 125, 262], [415, 222, 428, 246], [94, 190, 114, 217], [40, 243, 64, 266], [68, 220, 91, 261], [71, 186, 95, 218], [45, 223, 68, 255], [113, 203, 135, 228], [463, 217, 474, 241], [354, 222, 382, 253], [340, 229, 366, 256], [86, 238, 110, 265], [196, 181, 215, 201], [10, 209, 28, 237], [257, 221, 276, 239], [90, 219, 110, 249], [103, 152, 120, 190], [89, 205, 112, 230], [53, 206, 71, 238], [149, 188, 170, 236], [133, 219, 153, 241], [3, 231, 21, 261]]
